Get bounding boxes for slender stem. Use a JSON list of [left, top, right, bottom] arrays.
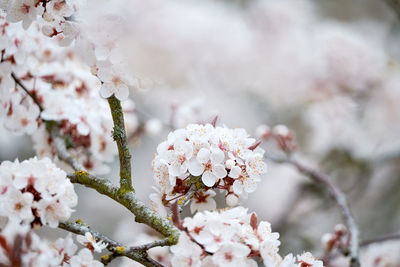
[[267, 154, 360, 267], [47, 122, 83, 171], [59, 221, 163, 267], [360, 232, 400, 247], [11, 72, 44, 112], [385, 0, 400, 18], [107, 95, 133, 192]]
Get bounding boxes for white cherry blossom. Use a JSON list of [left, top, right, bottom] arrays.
[[77, 232, 108, 253], [69, 248, 104, 267], [97, 62, 134, 100], [170, 232, 202, 267], [151, 123, 267, 213], [0, 157, 78, 227]]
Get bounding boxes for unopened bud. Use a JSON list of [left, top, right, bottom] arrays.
[[321, 233, 335, 251], [272, 124, 290, 137], [255, 124, 271, 139], [226, 193, 239, 206], [334, 224, 347, 236]]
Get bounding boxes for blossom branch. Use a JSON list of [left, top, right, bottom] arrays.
[[58, 221, 163, 267], [267, 154, 360, 267], [385, 0, 400, 18], [360, 232, 400, 247], [67, 171, 179, 246], [11, 72, 44, 112], [11, 70, 180, 264], [46, 122, 83, 171], [107, 95, 134, 192]]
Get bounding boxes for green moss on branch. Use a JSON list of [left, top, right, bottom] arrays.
[[107, 95, 134, 192]]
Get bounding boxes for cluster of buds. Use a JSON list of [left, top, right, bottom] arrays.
[[321, 224, 349, 255], [0, 157, 77, 228], [150, 123, 267, 215], [255, 124, 297, 153]]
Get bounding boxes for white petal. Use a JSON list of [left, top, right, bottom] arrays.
[[229, 166, 241, 179], [97, 66, 113, 82], [212, 164, 227, 178], [244, 180, 257, 193], [202, 171, 217, 187], [232, 180, 243, 195], [210, 148, 224, 164], [99, 83, 114, 98], [169, 162, 183, 177], [188, 160, 204, 176], [115, 83, 129, 100], [77, 123, 90, 136], [197, 148, 210, 163], [95, 45, 111, 61]]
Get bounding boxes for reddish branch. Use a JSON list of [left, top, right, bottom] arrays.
[[267, 154, 360, 267]]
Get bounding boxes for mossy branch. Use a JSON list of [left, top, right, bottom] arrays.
[[107, 95, 134, 192], [59, 221, 164, 267], [68, 171, 180, 246]]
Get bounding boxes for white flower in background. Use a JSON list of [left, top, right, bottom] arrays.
[[1, 93, 40, 135], [0, 157, 78, 228], [97, 62, 135, 100], [77, 232, 108, 253], [170, 232, 203, 267], [0, 188, 34, 223], [0, 222, 79, 266], [296, 252, 324, 267], [0, 62, 13, 93], [190, 189, 216, 213], [53, 233, 78, 265], [35, 197, 74, 228], [69, 248, 104, 267], [0, 14, 135, 176], [43, 0, 74, 24], [278, 254, 297, 267], [361, 241, 400, 267], [4, 0, 44, 29], [211, 243, 256, 267], [149, 192, 168, 218]]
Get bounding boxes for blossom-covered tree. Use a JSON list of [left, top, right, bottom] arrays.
[[1, 0, 400, 266]]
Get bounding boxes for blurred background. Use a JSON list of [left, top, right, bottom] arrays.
[[1, 0, 400, 265]]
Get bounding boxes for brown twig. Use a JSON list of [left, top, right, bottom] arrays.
[[59, 221, 163, 267], [11, 72, 44, 112], [267, 154, 360, 267], [360, 232, 400, 247]]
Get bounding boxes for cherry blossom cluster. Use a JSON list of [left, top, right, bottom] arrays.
[[150, 123, 267, 215], [0, 10, 138, 174], [170, 207, 323, 266], [0, 222, 104, 266], [1, 0, 80, 45], [0, 157, 77, 228]]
